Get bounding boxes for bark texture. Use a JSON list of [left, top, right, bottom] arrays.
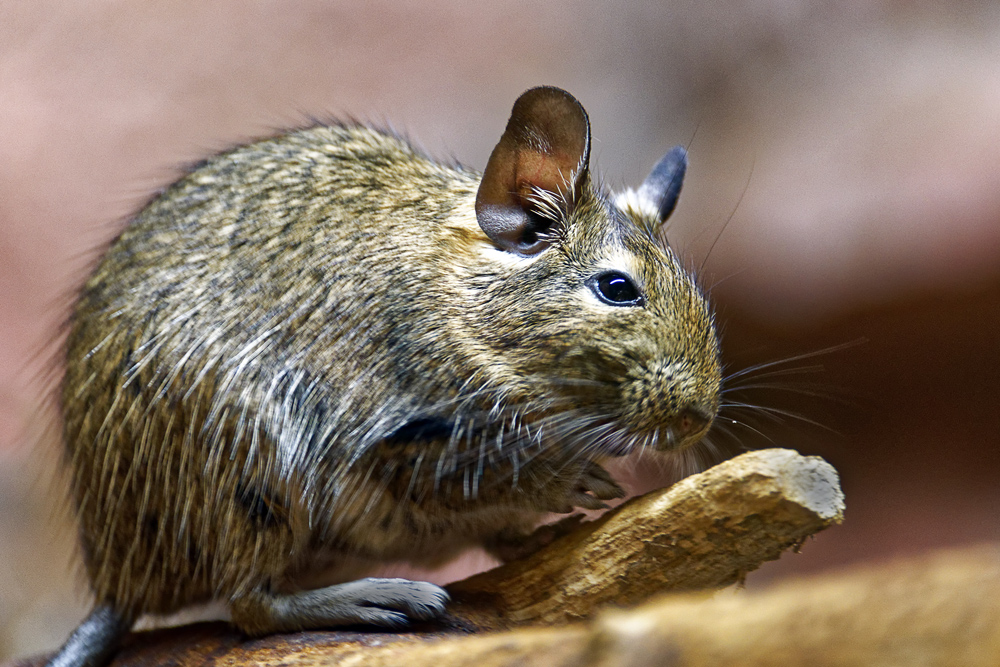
[[448, 447, 844, 629]]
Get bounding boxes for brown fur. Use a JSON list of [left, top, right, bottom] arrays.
[[60, 89, 720, 639]]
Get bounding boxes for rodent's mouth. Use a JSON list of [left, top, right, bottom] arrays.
[[597, 407, 715, 457]]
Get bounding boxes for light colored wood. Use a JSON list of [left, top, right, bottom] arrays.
[[62, 545, 1000, 667], [589, 544, 1000, 667], [448, 447, 845, 629]]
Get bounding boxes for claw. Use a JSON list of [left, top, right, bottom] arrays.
[[567, 491, 610, 510], [581, 462, 626, 500]]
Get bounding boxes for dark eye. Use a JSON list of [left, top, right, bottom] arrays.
[[588, 271, 643, 306]]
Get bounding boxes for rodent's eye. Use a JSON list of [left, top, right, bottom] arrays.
[[588, 271, 644, 307]]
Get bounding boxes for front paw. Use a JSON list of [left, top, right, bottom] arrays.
[[545, 461, 626, 513], [580, 461, 626, 502]]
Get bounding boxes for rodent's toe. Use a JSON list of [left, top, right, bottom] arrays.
[[567, 491, 610, 511], [354, 578, 449, 620], [356, 608, 411, 629], [585, 479, 626, 501], [400, 584, 450, 620], [582, 463, 626, 500]]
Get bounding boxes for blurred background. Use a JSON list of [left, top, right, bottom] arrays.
[[2, 0, 999, 660]]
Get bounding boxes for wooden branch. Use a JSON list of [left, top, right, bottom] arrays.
[[586, 544, 1000, 667], [15, 448, 845, 666], [25, 545, 1000, 667], [448, 447, 844, 629]]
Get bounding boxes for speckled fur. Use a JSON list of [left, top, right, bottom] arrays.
[[62, 104, 720, 632]]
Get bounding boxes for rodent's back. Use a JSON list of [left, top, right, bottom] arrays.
[[70, 125, 478, 374], [62, 125, 485, 615]]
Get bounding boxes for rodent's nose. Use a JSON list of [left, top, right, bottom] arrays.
[[675, 407, 712, 441]]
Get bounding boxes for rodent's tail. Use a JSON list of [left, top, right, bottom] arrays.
[[45, 603, 131, 667]]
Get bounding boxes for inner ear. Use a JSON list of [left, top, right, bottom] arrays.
[[475, 86, 591, 256]]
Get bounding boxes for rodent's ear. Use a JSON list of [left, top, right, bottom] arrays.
[[638, 145, 688, 225], [476, 86, 591, 256]]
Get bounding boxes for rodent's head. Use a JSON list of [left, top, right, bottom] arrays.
[[471, 87, 720, 456]]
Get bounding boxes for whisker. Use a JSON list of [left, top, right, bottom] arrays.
[[724, 365, 827, 385], [722, 382, 849, 402], [713, 416, 778, 446], [698, 156, 754, 275], [723, 340, 864, 384], [721, 401, 835, 433]]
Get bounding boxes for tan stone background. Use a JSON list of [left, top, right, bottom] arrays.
[[2, 0, 999, 660]]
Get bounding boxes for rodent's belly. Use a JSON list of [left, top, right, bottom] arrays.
[[331, 493, 540, 565], [284, 498, 536, 590]]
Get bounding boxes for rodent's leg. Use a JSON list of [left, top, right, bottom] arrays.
[[487, 463, 626, 562], [229, 578, 450, 634], [45, 603, 131, 667]]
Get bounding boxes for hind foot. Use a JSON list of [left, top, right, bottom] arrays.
[[231, 577, 450, 634]]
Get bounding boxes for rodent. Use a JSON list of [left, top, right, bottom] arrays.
[[47, 86, 721, 667]]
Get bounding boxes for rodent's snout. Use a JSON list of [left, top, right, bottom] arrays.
[[648, 401, 716, 452], [618, 357, 720, 453]]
